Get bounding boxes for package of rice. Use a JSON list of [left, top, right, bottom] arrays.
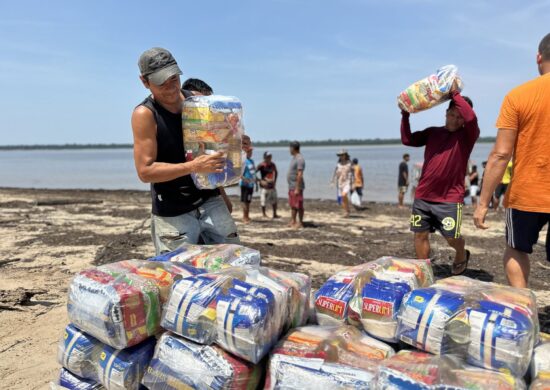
[[397, 65, 463, 113]]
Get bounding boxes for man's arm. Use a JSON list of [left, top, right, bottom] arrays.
[[295, 170, 304, 194], [401, 111, 429, 146], [218, 187, 232, 213], [403, 168, 409, 186], [451, 91, 480, 144], [131, 106, 225, 183], [473, 128, 517, 229]]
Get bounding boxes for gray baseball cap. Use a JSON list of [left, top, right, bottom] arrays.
[[138, 47, 182, 85]]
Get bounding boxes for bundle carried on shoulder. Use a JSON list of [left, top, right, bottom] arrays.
[[57, 324, 155, 390], [265, 325, 394, 389], [397, 64, 463, 113], [149, 243, 261, 271], [183, 95, 245, 189], [161, 266, 311, 363], [67, 259, 201, 349]]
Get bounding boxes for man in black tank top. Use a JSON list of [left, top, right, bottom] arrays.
[[131, 47, 240, 254]]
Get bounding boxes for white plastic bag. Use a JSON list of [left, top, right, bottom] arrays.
[[351, 191, 361, 207]]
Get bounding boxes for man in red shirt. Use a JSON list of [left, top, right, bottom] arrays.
[[401, 88, 480, 275]]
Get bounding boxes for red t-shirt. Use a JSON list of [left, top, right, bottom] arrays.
[[400, 92, 480, 203]]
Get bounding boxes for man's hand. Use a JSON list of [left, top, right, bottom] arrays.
[[473, 205, 490, 229], [191, 152, 225, 174], [294, 188, 301, 195]]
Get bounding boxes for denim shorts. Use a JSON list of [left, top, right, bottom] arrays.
[[151, 195, 240, 255]]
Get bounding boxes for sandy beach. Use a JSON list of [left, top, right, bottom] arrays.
[[1, 187, 549, 389]]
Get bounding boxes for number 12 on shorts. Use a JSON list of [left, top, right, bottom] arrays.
[[410, 214, 422, 227]]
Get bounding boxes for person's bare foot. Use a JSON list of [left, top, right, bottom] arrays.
[[243, 218, 251, 224], [273, 214, 281, 219], [293, 223, 304, 229], [287, 221, 296, 228]]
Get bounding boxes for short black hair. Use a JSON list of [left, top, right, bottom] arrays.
[[403, 153, 410, 159], [290, 141, 300, 151], [539, 33, 550, 61], [352, 158, 358, 164], [182, 78, 213, 95], [448, 96, 473, 110]]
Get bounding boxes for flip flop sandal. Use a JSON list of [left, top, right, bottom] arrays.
[[452, 249, 471, 276]]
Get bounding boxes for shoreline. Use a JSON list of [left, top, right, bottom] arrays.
[[0, 187, 549, 388]]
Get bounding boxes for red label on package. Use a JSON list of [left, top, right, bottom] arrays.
[[316, 296, 347, 317], [362, 298, 394, 317]]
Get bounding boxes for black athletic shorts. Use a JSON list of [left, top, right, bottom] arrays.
[[506, 208, 550, 260], [410, 199, 463, 238], [240, 186, 254, 203]]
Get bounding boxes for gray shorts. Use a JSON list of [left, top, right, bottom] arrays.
[[410, 199, 463, 238], [151, 195, 240, 255]]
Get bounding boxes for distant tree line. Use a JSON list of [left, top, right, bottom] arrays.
[[0, 137, 497, 151]]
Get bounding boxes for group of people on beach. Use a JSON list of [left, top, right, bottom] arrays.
[[131, 32, 550, 289]]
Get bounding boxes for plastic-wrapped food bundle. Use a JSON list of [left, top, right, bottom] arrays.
[[161, 266, 304, 363], [315, 257, 433, 336], [265, 325, 394, 390], [183, 95, 244, 189], [463, 300, 535, 377], [57, 324, 155, 390], [149, 243, 261, 271], [396, 287, 466, 354], [531, 379, 550, 390], [142, 332, 261, 390], [531, 333, 550, 385], [67, 260, 201, 349], [376, 350, 526, 390], [397, 65, 464, 113], [51, 369, 104, 390]]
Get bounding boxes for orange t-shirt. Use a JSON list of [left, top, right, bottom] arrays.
[[496, 72, 550, 213]]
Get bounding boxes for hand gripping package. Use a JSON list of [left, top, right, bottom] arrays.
[[397, 65, 464, 113], [265, 325, 394, 390], [67, 260, 202, 349], [161, 266, 310, 363], [314, 257, 433, 337], [141, 332, 261, 390], [183, 95, 244, 189], [375, 350, 526, 390], [57, 324, 155, 390], [149, 243, 261, 271]]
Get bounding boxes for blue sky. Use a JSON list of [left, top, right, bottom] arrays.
[[0, 0, 548, 145]]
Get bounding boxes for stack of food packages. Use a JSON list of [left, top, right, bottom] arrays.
[[182, 95, 244, 190], [54, 243, 272, 389], [393, 276, 538, 387], [314, 256, 434, 342], [148, 242, 261, 271], [397, 64, 464, 113], [265, 325, 394, 389], [529, 333, 550, 389], [376, 350, 526, 389]]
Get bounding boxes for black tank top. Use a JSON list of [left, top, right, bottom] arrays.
[[138, 92, 219, 217]]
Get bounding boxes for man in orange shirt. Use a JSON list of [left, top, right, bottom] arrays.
[[474, 33, 550, 287]]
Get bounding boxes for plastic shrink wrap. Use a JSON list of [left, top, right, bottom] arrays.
[[530, 333, 550, 390], [314, 257, 433, 342], [182, 95, 244, 189], [67, 260, 201, 349], [50, 368, 104, 390], [141, 332, 261, 390], [161, 266, 310, 363], [265, 325, 394, 389], [396, 287, 466, 354], [57, 324, 155, 390], [375, 350, 526, 390], [397, 65, 463, 113], [149, 243, 261, 271]]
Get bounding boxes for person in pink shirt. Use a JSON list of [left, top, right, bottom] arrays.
[[401, 86, 480, 275]]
